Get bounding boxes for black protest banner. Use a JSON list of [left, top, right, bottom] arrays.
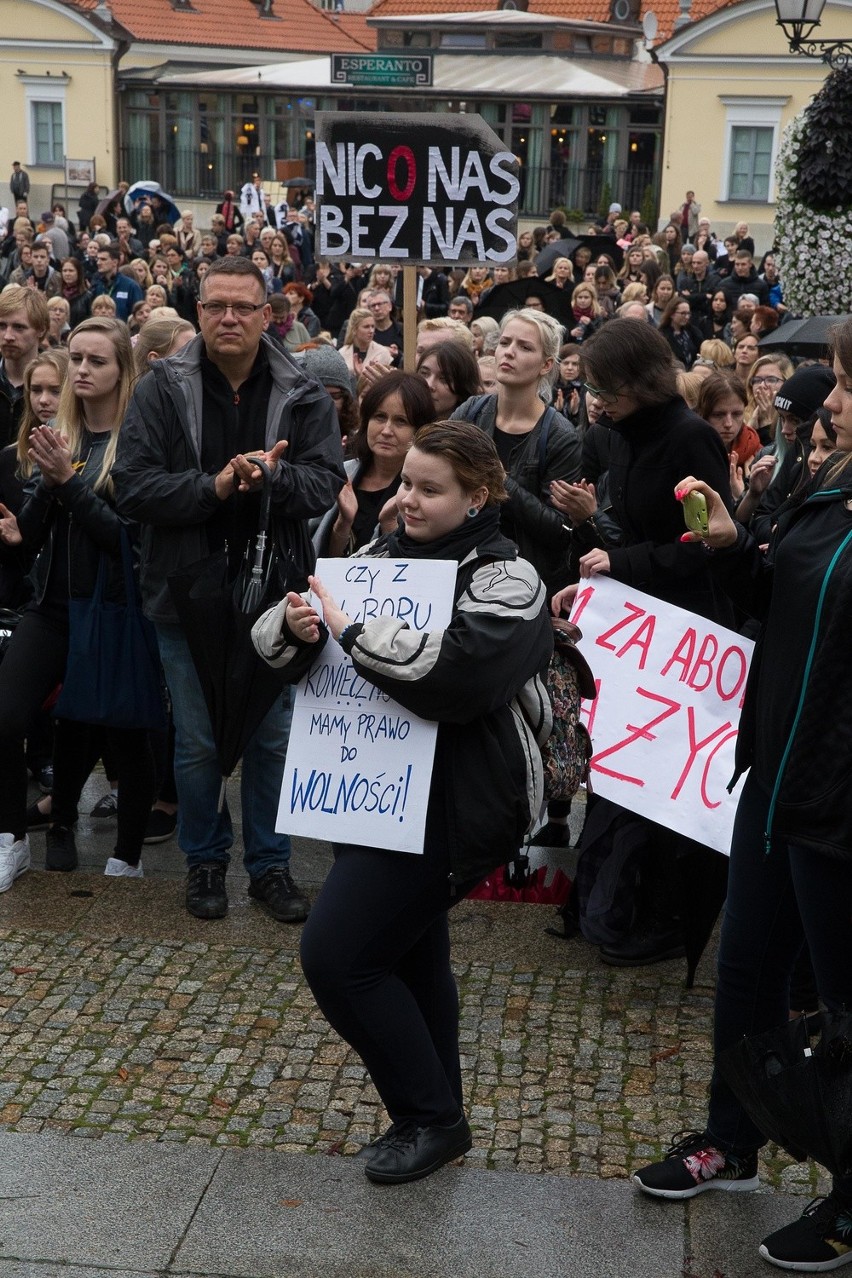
[[315, 112, 520, 266]]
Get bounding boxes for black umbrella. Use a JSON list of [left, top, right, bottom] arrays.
[[532, 237, 582, 278], [536, 233, 624, 278], [759, 314, 846, 357], [167, 461, 293, 810], [95, 189, 124, 220], [476, 277, 576, 328], [719, 1011, 852, 1176], [283, 176, 315, 189]]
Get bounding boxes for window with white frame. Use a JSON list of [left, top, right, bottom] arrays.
[[719, 96, 788, 204], [32, 102, 64, 166], [20, 76, 68, 168]]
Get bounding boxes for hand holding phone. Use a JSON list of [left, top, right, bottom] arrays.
[[682, 490, 709, 537]]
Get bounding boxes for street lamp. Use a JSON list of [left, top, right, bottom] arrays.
[[774, 0, 852, 67]]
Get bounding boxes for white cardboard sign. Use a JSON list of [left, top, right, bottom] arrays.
[[277, 557, 456, 854], [570, 576, 755, 855]]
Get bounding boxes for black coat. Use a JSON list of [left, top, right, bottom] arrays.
[[604, 395, 734, 621], [112, 333, 346, 623], [721, 268, 769, 308], [716, 481, 852, 861]]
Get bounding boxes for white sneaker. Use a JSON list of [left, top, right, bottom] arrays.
[[0, 834, 31, 892], [104, 857, 143, 878]]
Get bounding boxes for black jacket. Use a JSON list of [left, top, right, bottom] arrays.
[[0, 362, 23, 452], [112, 333, 346, 624], [452, 395, 582, 595], [16, 440, 136, 610], [421, 270, 450, 318], [721, 268, 769, 308], [715, 481, 852, 861], [604, 395, 734, 621], [253, 527, 554, 885]]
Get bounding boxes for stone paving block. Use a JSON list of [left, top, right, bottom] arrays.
[[176, 1147, 684, 1278], [0, 1267, 161, 1278], [687, 1190, 816, 1278], [0, 1131, 219, 1269]]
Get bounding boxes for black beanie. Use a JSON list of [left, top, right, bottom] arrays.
[[775, 364, 836, 420]]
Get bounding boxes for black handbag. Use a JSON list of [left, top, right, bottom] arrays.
[[54, 529, 166, 731]]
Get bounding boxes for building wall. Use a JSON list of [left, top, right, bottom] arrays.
[[656, 0, 844, 254], [1, 0, 117, 217]]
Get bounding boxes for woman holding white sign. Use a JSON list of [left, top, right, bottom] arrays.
[[633, 319, 852, 1274], [253, 421, 553, 1186]]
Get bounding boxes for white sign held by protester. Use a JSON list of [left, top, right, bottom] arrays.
[[277, 557, 456, 854], [569, 576, 754, 855]]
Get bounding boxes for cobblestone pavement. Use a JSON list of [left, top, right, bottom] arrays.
[[0, 876, 828, 1200]]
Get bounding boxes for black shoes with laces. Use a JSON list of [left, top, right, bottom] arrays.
[[363, 1115, 472, 1185], [248, 866, 309, 923], [44, 825, 78, 873], [185, 863, 228, 919], [632, 1130, 759, 1199], [759, 1195, 852, 1272]]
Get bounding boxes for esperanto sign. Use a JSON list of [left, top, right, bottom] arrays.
[[315, 111, 520, 265], [331, 54, 433, 88]]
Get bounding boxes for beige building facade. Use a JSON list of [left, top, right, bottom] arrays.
[[1, 0, 120, 218], [654, 0, 850, 254]]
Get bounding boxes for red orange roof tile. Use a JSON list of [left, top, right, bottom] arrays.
[[65, 0, 374, 52]]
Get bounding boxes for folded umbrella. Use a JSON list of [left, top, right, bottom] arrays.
[[719, 1011, 852, 1176], [167, 461, 299, 810]]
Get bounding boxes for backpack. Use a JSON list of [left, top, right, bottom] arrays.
[[542, 620, 595, 802]]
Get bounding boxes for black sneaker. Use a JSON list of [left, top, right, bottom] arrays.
[[248, 866, 309, 923], [185, 862, 228, 919], [759, 1195, 852, 1271], [364, 1115, 472, 1185], [633, 1130, 759, 1199], [90, 792, 118, 819], [26, 801, 52, 832], [143, 808, 177, 845], [44, 825, 79, 873], [600, 924, 686, 968], [37, 764, 53, 795]]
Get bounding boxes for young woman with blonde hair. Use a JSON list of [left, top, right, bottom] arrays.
[[0, 319, 158, 888]]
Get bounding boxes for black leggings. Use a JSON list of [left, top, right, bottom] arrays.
[[51, 720, 157, 865], [300, 838, 470, 1128], [0, 611, 68, 839]]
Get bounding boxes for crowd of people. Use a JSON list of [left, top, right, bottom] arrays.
[[0, 165, 849, 1270]]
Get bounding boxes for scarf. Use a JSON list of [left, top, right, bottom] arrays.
[[382, 504, 509, 564], [221, 199, 235, 231], [572, 304, 594, 321]]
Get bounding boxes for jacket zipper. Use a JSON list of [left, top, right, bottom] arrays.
[[763, 514, 852, 854]]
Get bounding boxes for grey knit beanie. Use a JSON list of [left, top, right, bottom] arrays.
[[301, 345, 352, 396]]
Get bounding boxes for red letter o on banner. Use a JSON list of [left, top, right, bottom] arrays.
[[387, 146, 416, 201]]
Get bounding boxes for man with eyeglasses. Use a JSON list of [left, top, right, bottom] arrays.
[[113, 256, 346, 925]]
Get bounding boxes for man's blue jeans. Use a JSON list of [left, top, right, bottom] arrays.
[[156, 622, 292, 879]]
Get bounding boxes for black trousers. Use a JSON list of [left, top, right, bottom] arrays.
[[300, 837, 470, 1128], [51, 720, 157, 864], [0, 611, 68, 839]]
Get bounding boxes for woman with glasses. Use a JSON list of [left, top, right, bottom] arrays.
[[551, 321, 733, 972], [744, 354, 793, 444]]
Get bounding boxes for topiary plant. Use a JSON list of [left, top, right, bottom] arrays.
[[792, 66, 852, 211], [775, 67, 852, 315], [641, 183, 657, 232]]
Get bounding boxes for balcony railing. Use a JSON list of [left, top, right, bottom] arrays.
[[119, 147, 658, 224]]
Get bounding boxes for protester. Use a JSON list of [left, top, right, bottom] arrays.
[[633, 318, 852, 1275], [416, 342, 481, 418], [452, 308, 581, 597], [112, 256, 345, 923], [312, 371, 434, 558], [0, 319, 158, 886], [338, 308, 394, 386], [0, 286, 50, 450], [253, 420, 552, 1185]]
